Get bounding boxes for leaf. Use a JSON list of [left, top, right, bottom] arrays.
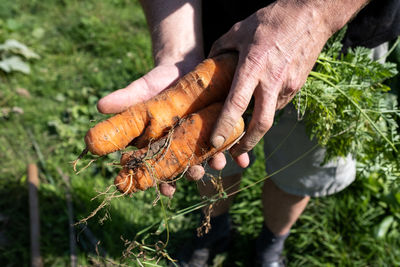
[[0, 56, 30, 74], [375, 215, 394, 239], [155, 219, 166, 235], [0, 39, 40, 59]]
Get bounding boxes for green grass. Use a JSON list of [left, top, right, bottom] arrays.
[[0, 0, 399, 266]]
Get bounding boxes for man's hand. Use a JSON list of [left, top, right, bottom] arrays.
[[97, 60, 249, 196], [207, 0, 369, 166], [98, 61, 206, 197]]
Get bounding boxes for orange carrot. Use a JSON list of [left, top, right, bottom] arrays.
[[114, 103, 244, 194], [84, 53, 238, 156]]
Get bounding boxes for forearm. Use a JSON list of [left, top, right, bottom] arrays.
[[240, 0, 371, 67], [139, 0, 204, 66], [310, 0, 370, 33], [276, 0, 370, 36]]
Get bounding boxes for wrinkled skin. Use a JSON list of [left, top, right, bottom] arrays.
[[208, 3, 332, 157]]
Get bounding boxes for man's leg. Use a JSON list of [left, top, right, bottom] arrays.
[[255, 179, 309, 266], [194, 173, 310, 266], [262, 179, 309, 236], [258, 105, 356, 266]]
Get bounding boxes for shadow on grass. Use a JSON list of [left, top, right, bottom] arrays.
[[0, 179, 201, 266]]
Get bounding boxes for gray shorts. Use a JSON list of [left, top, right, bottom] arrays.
[[204, 105, 356, 197]]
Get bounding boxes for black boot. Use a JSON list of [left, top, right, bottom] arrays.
[[255, 224, 289, 267]]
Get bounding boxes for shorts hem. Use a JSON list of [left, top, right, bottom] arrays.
[[270, 175, 356, 198]]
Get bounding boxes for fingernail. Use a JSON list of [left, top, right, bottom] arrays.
[[212, 135, 225, 148]]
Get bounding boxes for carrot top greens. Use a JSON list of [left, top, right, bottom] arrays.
[[293, 30, 400, 183]]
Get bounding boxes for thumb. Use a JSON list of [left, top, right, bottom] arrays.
[[97, 64, 182, 114]]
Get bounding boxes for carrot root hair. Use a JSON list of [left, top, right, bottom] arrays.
[[72, 147, 89, 172], [114, 102, 245, 195]]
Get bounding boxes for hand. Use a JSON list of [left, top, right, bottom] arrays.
[[204, 2, 334, 167], [97, 60, 214, 197], [97, 60, 250, 196]]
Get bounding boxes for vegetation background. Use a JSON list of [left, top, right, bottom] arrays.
[[0, 0, 399, 266]]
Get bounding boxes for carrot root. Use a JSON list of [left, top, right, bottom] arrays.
[[84, 53, 238, 156], [114, 103, 245, 194]]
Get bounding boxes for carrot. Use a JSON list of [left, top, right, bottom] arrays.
[[84, 53, 238, 156], [114, 103, 244, 194]]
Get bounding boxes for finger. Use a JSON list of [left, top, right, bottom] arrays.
[[208, 152, 227, 170], [231, 152, 250, 168], [230, 82, 279, 157], [97, 79, 150, 114], [159, 182, 176, 198], [185, 165, 205, 181], [97, 65, 181, 114], [210, 54, 260, 149]]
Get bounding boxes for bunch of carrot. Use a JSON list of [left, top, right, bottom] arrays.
[[82, 53, 244, 194]]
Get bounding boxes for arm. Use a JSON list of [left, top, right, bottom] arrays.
[[209, 0, 370, 158], [97, 1, 206, 196], [140, 0, 204, 68], [97, 0, 204, 114]]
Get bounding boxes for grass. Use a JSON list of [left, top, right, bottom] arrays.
[[0, 0, 399, 266]]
